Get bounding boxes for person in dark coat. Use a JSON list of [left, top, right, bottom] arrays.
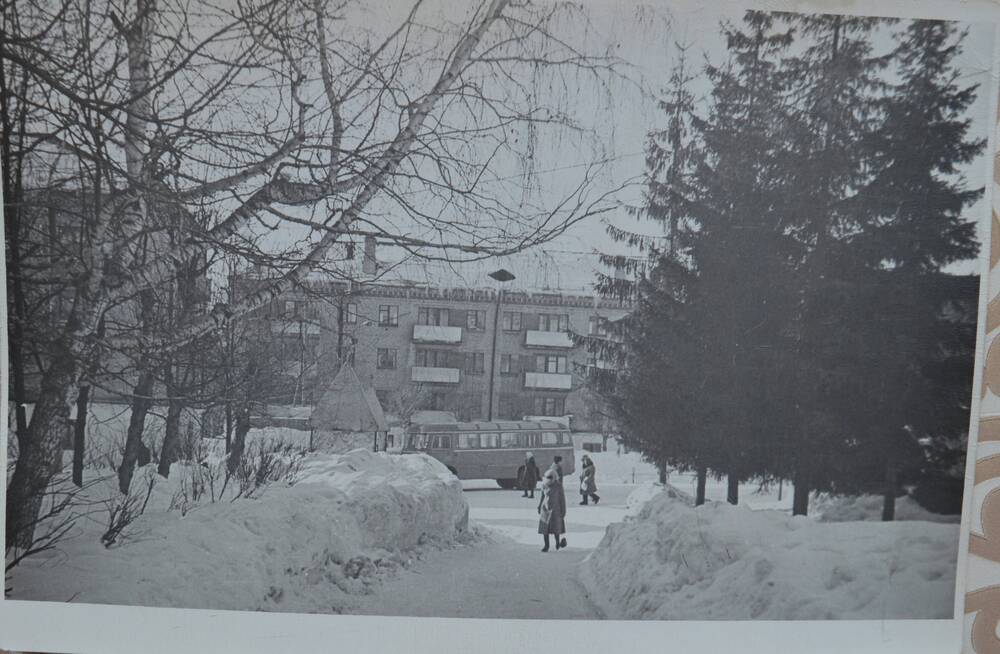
[[579, 454, 599, 505], [537, 469, 567, 551], [546, 456, 567, 517], [549, 455, 565, 482], [518, 452, 540, 498]]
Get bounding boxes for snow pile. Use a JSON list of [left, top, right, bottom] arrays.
[[579, 450, 660, 486], [811, 493, 960, 524], [10, 451, 472, 612], [582, 486, 959, 620]]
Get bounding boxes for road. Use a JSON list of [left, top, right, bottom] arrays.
[[353, 480, 637, 619]]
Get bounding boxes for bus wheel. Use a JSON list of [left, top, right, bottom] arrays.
[[496, 479, 517, 490]]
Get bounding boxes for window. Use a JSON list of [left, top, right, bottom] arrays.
[[502, 311, 522, 331], [433, 435, 452, 449], [459, 434, 480, 449], [467, 309, 486, 330], [481, 433, 500, 449], [284, 300, 296, 316], [534, 397, 565, 416], [430, 391, 447, 411], [377, 348, 397, 369], [468, 352, 485, 374], [538, 313, 569, 332], [535, 354, 567, 374], [589, 316, 610, 337], [416, 349, 449, 368], [500, 354, 512, 375], [418, 307, 449, 326], [346, 242, 355, 260], [346, 302, 358, 324], [541, 431, 559, 445], [501, 432, 521, 448], [378, 305, 398, 326]]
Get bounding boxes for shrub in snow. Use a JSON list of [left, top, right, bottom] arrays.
[[582, 485, 959, 620]]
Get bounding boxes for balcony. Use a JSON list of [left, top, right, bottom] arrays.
[[524, 330, 573, 348], [411, 366, 461, 384], [412, 324, 463, 344], [524, 372, 572, 390], [270, 320, 321, 335]]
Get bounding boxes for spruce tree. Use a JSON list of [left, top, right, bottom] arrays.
[[682, 11, 797, 504], [776, 13, 892, 514], [847, 19, 983, 519]]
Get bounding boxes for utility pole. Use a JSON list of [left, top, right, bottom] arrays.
[[486, 269, 515, 421]]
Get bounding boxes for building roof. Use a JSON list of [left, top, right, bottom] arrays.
[[311, 365, 389, 432]]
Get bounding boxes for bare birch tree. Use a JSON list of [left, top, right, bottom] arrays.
[[4, 0, 625, 548]]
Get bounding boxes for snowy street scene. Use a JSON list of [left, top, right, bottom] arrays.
[[2, 0, 993, 630]]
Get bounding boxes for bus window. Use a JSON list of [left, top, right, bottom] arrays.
[[542, 432, 558, 445], [527, 433, 540, 448], [409, 434, 427, 449], [482, 434, 500, 449], [436, 435, 452, 449], [460, 434, 480, 449], [501, 432, 520, 448], [559, 433, 572, 445]]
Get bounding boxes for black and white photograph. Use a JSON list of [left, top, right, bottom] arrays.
[[1, 0, 995, 635]]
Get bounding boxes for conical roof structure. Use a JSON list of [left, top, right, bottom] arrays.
[[311, 365, 388, 432]]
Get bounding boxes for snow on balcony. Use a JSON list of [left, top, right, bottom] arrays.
[[412, 324, 463, 344], [524, 330, 574, 348], [411, 366, 461, 384], [523, 372, 572, 390]]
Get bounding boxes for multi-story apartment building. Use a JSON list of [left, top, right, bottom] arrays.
[[239, 240, 630, 433]]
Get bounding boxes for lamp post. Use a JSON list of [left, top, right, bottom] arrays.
[[486, 268, 515, 421]]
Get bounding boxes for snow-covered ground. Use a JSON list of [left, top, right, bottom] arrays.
[[581, 484, 959, 620], [9, 450, 475, 613]]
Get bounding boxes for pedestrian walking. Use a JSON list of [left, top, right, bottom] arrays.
[[579, 454, 600, 505], [548, 455, 564, 481], [547, 455, 566, 514], [518, 452, 540, 498], [537, 469, 567, 552]]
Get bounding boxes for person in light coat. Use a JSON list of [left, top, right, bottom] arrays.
[[579, 453, 600, 505], [537, 468, 567, 551]]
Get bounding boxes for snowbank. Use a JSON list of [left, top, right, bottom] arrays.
[[811, 493, 960, 524], [582, 486, 959, 620], [10, 451, 472, 613]]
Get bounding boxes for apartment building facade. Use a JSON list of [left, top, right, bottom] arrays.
[[248, 274, 630, 433]]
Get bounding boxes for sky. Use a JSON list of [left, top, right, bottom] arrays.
[[330, 0, 998, 294]]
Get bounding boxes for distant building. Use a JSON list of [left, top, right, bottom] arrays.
[[235, 238, 630, 432]]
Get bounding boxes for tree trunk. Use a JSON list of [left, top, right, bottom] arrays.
[[882, 458, 898, 522], [72, 318, 106, 487], [157, 367, 184, 478], [5, 351, 79, 549], [658, 461, 667, 485], [228, 408, 251, 476], [792, 470, 810, 516], [727, 474, 739, 505], [118, 370, 156, 493], [225, 403, 233, 454], [72, 384, 91, 487], [695, 466, 707, 506]]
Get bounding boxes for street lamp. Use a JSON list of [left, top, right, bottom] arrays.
[[487, 268, 515, 421]]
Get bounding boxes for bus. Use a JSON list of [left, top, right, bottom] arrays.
[[402, 420, 575, 488]]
